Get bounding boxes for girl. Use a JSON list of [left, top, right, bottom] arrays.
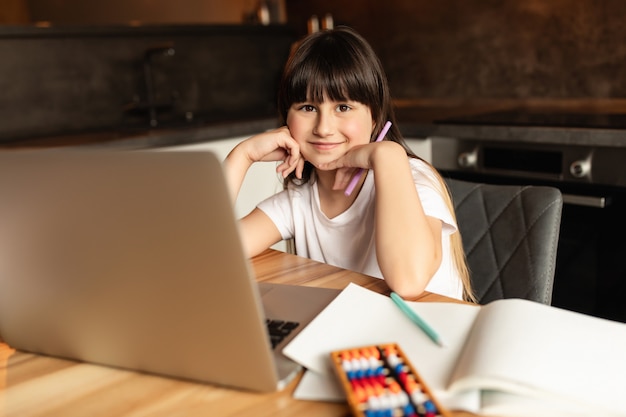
[[225, 27, 473, 301]]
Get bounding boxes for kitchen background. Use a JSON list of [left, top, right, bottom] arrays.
[[4, 0, 626, 103], [2, 0, 625, 144], [2, 0, 626, 322]]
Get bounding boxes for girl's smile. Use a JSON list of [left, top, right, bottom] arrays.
[[309, 140, 346, 152]]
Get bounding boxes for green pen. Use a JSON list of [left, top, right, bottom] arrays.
[[390, 292, 446, 347]]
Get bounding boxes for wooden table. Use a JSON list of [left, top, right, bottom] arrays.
[[0, 249, 474, 417]]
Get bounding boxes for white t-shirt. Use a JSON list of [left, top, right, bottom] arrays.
[[257, 158, 463, 299]]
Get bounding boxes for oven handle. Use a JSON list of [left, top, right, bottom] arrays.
[[562, 193, 609, 208]]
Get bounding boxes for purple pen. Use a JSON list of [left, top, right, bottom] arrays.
[[344, 121, 392, 196]]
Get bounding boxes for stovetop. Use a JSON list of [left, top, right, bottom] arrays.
[[436, 110, 626, 129]]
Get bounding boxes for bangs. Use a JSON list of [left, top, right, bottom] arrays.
[[301, 61, 368, 104], [282, 36, 380, 108]]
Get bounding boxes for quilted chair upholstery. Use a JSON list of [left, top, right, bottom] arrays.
[[445, 178, 563, 305]]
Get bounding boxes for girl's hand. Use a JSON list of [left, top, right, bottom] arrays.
[[317, 141, 384, 190], [240, 126, 305, 179], [319, 141, 407, 191]]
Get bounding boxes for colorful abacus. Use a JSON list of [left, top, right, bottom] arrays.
[[330, 343, 450, 417]]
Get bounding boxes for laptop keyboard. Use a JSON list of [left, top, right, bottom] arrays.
[[266, 319, 299, 349]]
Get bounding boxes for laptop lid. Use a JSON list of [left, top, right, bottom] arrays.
[[0, 149, 337, 392]]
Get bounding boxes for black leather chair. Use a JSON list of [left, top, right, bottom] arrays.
[[445, 178, 563, 305]]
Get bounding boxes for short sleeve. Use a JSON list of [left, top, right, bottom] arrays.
[[257, 188, 296, 240]]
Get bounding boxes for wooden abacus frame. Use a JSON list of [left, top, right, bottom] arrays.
[[330, 343, 452, 417]]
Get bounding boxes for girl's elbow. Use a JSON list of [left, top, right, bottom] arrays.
[[389, 275, 430, 298], [383, 256, 441, 299], [388, 281, 426, 299]]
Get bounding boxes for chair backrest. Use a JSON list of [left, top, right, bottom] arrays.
[[445, 178, 563, 305]]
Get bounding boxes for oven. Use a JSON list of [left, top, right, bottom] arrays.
[[430, 111, 626, 322]]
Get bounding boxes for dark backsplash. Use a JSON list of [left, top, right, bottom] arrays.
[[286, 0, 626, 100], [0, 25, 296, 141], [6, 1, 626, 142]]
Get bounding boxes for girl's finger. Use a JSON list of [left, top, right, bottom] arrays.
[[276, 160, 293, 177], [295, 157, 306, 179]]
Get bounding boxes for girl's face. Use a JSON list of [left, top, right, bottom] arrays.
[[286, 98, 375, 169]]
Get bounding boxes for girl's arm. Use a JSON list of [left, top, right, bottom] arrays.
[[369, 142, 443, 298], [321, 141, 442, 298], [223, 126, 303, 202], [238, 208, 284, 258], [223, 127, 304, 258]]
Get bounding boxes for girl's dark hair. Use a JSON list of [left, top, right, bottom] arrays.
[[277, 26, 417, 184]]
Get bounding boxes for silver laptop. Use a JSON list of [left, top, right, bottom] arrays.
[[0, 149, 339, 392]]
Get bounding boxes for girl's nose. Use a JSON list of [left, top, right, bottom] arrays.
[[313, 112, 335, 137]]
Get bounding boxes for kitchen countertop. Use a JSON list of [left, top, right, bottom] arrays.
[[426, 122, 626, 148], [395, 98, 626, 148], [5, 98, 626, 150], [0, 117, 281, 150]]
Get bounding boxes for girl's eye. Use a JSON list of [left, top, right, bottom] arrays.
[[298, 104, 316, 112], [337, 104, 351, 112]]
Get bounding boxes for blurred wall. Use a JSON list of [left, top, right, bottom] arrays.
[[0, 0, 30, 24], [286, 0, 626, 100], [2, 0, 286, 25], [26, 0, 255, 25]]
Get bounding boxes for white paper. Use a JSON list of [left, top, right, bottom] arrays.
[[283, 283, 481, 412], [292, 370, 345, 402], [284, 283, 626, 416], [449, 299, 626, 416]]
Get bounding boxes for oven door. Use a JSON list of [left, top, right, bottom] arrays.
[[432, 137, 626, 322]]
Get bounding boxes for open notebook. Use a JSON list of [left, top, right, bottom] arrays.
[[0, 149, 339, 392], [283, 283, 626, 416]]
